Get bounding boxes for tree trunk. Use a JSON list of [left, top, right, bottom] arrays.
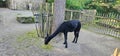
[[51, 0, 66, 42], [52, 0, 66, 33]]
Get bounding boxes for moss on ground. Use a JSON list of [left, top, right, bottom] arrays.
[[17, 30, 38, 43], [16, 30, 53, 50], [41, 44, 53, 50]]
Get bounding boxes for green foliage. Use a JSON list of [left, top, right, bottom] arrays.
[[89, 2, 109, 12], [88, 0, 120, 13], [46, 0, 92, 10], [46, 0, 54, 3], [45, 0, 120, 13], [116, 0, 120, 4], [66, 0, 92, 10]]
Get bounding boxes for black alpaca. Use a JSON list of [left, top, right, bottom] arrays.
[[44, 20, 81, 48]]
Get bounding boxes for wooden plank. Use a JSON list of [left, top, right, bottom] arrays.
[[66, 10, 93, 17], [66, 9, 81, 12], [113, 48, 120, 56], [95, 16, 120, 21], [51, 3, 54, 14], [118, 52, 120, 56]]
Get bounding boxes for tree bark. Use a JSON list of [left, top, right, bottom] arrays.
[[52, 0, 66, 33]]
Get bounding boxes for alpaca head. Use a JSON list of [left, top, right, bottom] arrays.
[[44, 34, 50, 45]]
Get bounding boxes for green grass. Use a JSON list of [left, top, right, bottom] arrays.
[[41, 44, 53, 50], [16, 30, 53, 50], [17, 30, 38, 42]]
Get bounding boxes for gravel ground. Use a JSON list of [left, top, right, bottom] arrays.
[[0, 8, 120, 56]]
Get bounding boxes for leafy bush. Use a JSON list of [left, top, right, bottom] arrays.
[[46, 0, 54, 3], [88, 0, 120, 13], [45, 0, 92, 10], [66, 0, 92, 10]]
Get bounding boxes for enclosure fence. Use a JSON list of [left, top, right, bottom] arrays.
[[35, 2, 120, 38], [65, 9, 120, 38]]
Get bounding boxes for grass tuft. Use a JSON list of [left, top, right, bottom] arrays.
[[41, 44, 53, 50]]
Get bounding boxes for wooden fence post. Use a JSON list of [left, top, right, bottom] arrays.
[[70, 11, 73, 20]]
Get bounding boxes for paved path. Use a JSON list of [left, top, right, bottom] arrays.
[[0, 8, 35, 56], [0, 8, 120, 56], [49, 29, 120, 56]]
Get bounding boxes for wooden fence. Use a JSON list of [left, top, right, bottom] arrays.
[[65, 9, 120, 38], [94, 12, 120, 38]]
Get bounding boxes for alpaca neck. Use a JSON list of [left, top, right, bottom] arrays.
[[49, 29, 60, 39], [45, 30, 60, 44], [46, 27, 61, 44]]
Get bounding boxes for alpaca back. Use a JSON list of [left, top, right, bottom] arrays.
[[69, 20, 81, 30], [57, 20, 81, 32]]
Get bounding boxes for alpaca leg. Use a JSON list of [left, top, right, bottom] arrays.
[[74, 24, 81, 43], [64, 32, 68, 48], [75, 31, 79, 43], [63, 34, 66, 44], [72, 31, 76, 43], [63, 41, 66, 44], [64, 37, 68, 48], [72, 37, 76, 43]]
